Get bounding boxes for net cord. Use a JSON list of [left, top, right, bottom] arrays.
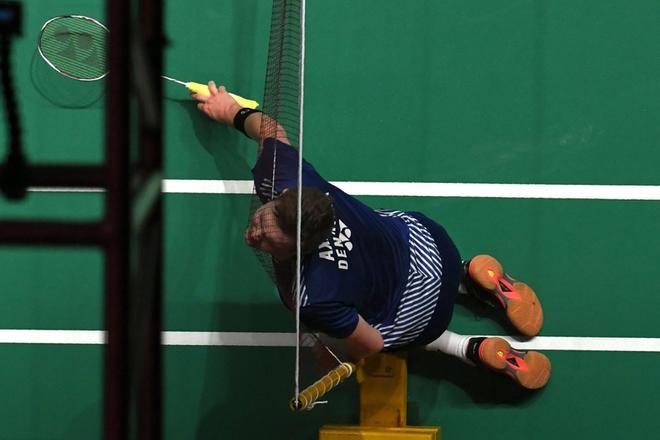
[[309, 332, 343, 365], [37, 15, 109, 82], [294, 0, 307, 405]]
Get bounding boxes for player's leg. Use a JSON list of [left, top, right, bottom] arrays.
[[462, 255, 543, 337], [424, 330, 551, 389]]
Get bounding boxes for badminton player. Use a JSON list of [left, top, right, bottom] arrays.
[[193, 81, 551, 389]]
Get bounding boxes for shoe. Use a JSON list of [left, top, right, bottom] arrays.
[[473, 337, 551, 389], [467, 255, 543, 337]]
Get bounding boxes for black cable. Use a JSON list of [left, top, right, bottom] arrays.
[[0, 31, 26, 199]]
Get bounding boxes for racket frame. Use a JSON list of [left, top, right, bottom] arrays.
[[37, 14, 109, 81]]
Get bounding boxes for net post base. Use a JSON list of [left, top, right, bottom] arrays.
[[319, 425, 441, 440], [319, 353, 441, 439]]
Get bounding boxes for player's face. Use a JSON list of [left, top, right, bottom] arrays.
[[244, 202, 295, 259]]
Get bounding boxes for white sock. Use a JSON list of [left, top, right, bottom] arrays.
[[424, 330, 474, 365]]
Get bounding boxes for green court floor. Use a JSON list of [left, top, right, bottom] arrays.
[[1, 0, 659, 439]]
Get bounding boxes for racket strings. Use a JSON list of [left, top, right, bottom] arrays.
[[38, 16, 108, 81]]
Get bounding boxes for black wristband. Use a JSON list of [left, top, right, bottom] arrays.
[[233, 108, 263, 138]]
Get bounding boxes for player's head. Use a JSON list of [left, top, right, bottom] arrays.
[[275, 187, 335, 254], [244, 187, 334, 259]]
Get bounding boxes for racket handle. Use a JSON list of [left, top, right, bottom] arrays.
[[186, 82, 259, 109], [228, 93, 260, 110]]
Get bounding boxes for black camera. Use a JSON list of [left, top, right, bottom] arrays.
[[0, 2, 21, 35]]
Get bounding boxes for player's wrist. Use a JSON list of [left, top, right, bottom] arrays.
[[233, 107, 263, 138]]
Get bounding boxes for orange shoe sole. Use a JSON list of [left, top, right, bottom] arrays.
[[479, 337, 551, 389], [468, 255, 543, 337]]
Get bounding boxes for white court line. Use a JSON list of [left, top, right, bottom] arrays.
[[0, 330, 659, 352], [0, 330, 106, 344], [28, 179, 660, 200], [495, 336, 660, 352], [20, 180, 660, 353]]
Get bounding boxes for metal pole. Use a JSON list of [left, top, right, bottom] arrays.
[[104, 0, 131, 437]]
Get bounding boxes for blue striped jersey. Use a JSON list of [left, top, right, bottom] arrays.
[[252, 139, 457, 346]]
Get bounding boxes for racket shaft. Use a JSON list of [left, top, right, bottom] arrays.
[[186, 82, 259, 109], [162, 75, 186, 86]]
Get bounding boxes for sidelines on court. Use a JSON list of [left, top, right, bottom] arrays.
[[28, 179, 660, 200], [0, 330, 659, 352], [17, 181, 660, 355]]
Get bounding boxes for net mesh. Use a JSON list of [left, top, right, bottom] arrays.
[[260, 0, 303, 150], [246, 0, 346, 407], [38, 16, 108, 80], [250, 0, 304, 281]]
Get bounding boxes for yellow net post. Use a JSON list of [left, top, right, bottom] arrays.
[[319, 353, 442, 440], [357, 352, 408, 427]]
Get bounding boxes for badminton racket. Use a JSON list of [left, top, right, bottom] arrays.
[[37, 15, 259, 108]]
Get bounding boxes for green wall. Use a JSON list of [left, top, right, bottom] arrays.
[[1, 0, 659, 438]]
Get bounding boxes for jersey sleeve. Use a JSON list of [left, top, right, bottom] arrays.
[[251, 138, 331, 203], [300, 302, 359, 339]]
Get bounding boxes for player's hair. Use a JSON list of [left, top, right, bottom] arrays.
[[274, 187, 335, 255]]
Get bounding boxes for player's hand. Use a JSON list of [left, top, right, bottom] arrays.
[[192, 81, 242, 125]]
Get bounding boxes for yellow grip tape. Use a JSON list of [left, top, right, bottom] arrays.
[[290, 362, 356, 411], [186, 82, 259, 109]]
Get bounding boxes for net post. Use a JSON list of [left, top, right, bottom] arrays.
[[319, 353, 442, 438], [358, 352, 408, 427]]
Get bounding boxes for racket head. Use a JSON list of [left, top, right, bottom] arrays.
[[37, 15, 109, 81]]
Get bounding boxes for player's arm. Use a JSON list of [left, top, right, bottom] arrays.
[[343, 315, 384, 361], [193, 81, 289, 151], [314, 317, 384, 363]]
